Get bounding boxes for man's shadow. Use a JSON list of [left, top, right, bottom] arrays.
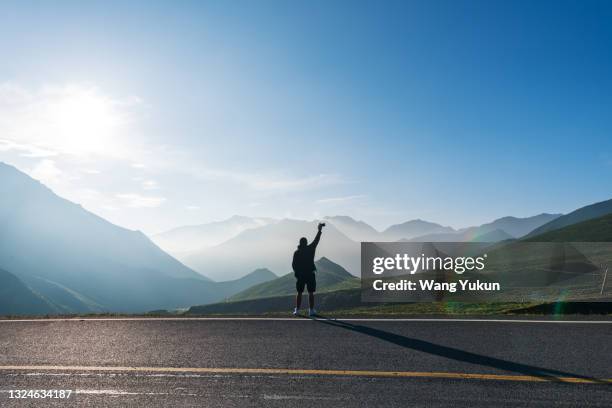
[[310, 316, 605, 383]]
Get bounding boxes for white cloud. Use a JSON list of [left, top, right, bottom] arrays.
[[316, 195, 366, 204], [81, 168, 101, 175], [187, 163, 344, 192], [116, 193, 166, 208], [185, 205, 201, 211], [136, 145, 345, 193], [141, 179, 159, 190], [245, 173, 342, 191], [0, 139, 57, 158]]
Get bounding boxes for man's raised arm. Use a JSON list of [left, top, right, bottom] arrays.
[[311, 223, 325, 248]]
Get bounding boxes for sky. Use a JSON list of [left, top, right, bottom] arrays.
[[1, 0, 611, 234]]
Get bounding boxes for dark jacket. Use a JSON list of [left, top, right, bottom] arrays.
[[292, 230, 322, 278]]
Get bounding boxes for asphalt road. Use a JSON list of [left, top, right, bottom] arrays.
[[0, 317, 610, 407]]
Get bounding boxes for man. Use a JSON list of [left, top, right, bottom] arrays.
[[292, 222, 325, 316]]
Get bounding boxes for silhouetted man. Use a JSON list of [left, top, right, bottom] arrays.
[[292, 222, 325, 316]]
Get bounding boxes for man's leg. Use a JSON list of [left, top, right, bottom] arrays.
[[307, 275, 316, 315], [294, 279, 305, 315]]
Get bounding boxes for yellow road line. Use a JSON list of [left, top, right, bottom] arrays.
[[0, 365, 609, 384]]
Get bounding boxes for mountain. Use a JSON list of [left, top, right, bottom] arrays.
[[323, 214, 560, 243], [411, 228, 512, 243], [0, 162, 226, 312], [229, 257, 358, 301], [470, 228, 514, 242], [383, 219, 455, 241], [323, 216, 380, 242], [464, 213, 561, 238], [153, 215, 277, 254], [212, 268, 277, 299], [410, 213, 561, 242], [526, 198, 612, 237], [524, 213, 612, 242], [182, 219, 360, 280], [0, 269, 56, 315], [23, 276, 104, 313]]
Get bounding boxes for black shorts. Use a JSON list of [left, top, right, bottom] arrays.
[[296, 274, 316, 293]]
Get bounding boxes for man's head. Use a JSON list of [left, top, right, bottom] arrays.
[[299, 237, 308, 248]]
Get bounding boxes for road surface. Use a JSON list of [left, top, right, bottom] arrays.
[[0, 317, 610, 407]]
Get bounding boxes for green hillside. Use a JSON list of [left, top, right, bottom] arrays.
[[190, 288, 363, 315], [188, 289, 611, 316], [229, 257, 358, 301], [524, 213, 612, 242], [526, 198, 612, 237], [212, 268, 277, 298]]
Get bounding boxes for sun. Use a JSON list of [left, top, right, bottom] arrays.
[[46, 86, 122, 156]]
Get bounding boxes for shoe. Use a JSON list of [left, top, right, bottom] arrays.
[[292, 308, 299, 316], [309, 308, 317, 317]]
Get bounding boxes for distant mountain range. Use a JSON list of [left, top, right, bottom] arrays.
[[0, 163, 274, 313], [162, 213, 561, 279], [323, 216, 380, 242], [322, 216, 455, 241], [153, 215, 276, 254], [411, 213, 561, 242], [189, 212, 612, 315], [181, 219, 360, 280], [324, 214, 560, 242], [468, 214, 562, 238], [229, 257, 358, 301], [383, 219, 455, 241]]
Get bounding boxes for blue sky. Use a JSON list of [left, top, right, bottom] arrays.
[[1, 0, 611, 233]]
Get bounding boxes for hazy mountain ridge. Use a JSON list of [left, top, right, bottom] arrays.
[[526, 199, 612, 238], [153, 215, 277, 254], [409, 228, 515, 243], [524, 213, 612, 242], [0, 162, 273, 313], [466, 213, 562, 237], [323, 215, 381, 242], [166, 214, 564, 279], [382, 219, 455, 241], [0, 163, 205, 280], [181, 219, 361, 281], [410, 214, 560, 242]]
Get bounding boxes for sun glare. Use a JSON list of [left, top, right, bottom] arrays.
[[45, 87, 122, 156]]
